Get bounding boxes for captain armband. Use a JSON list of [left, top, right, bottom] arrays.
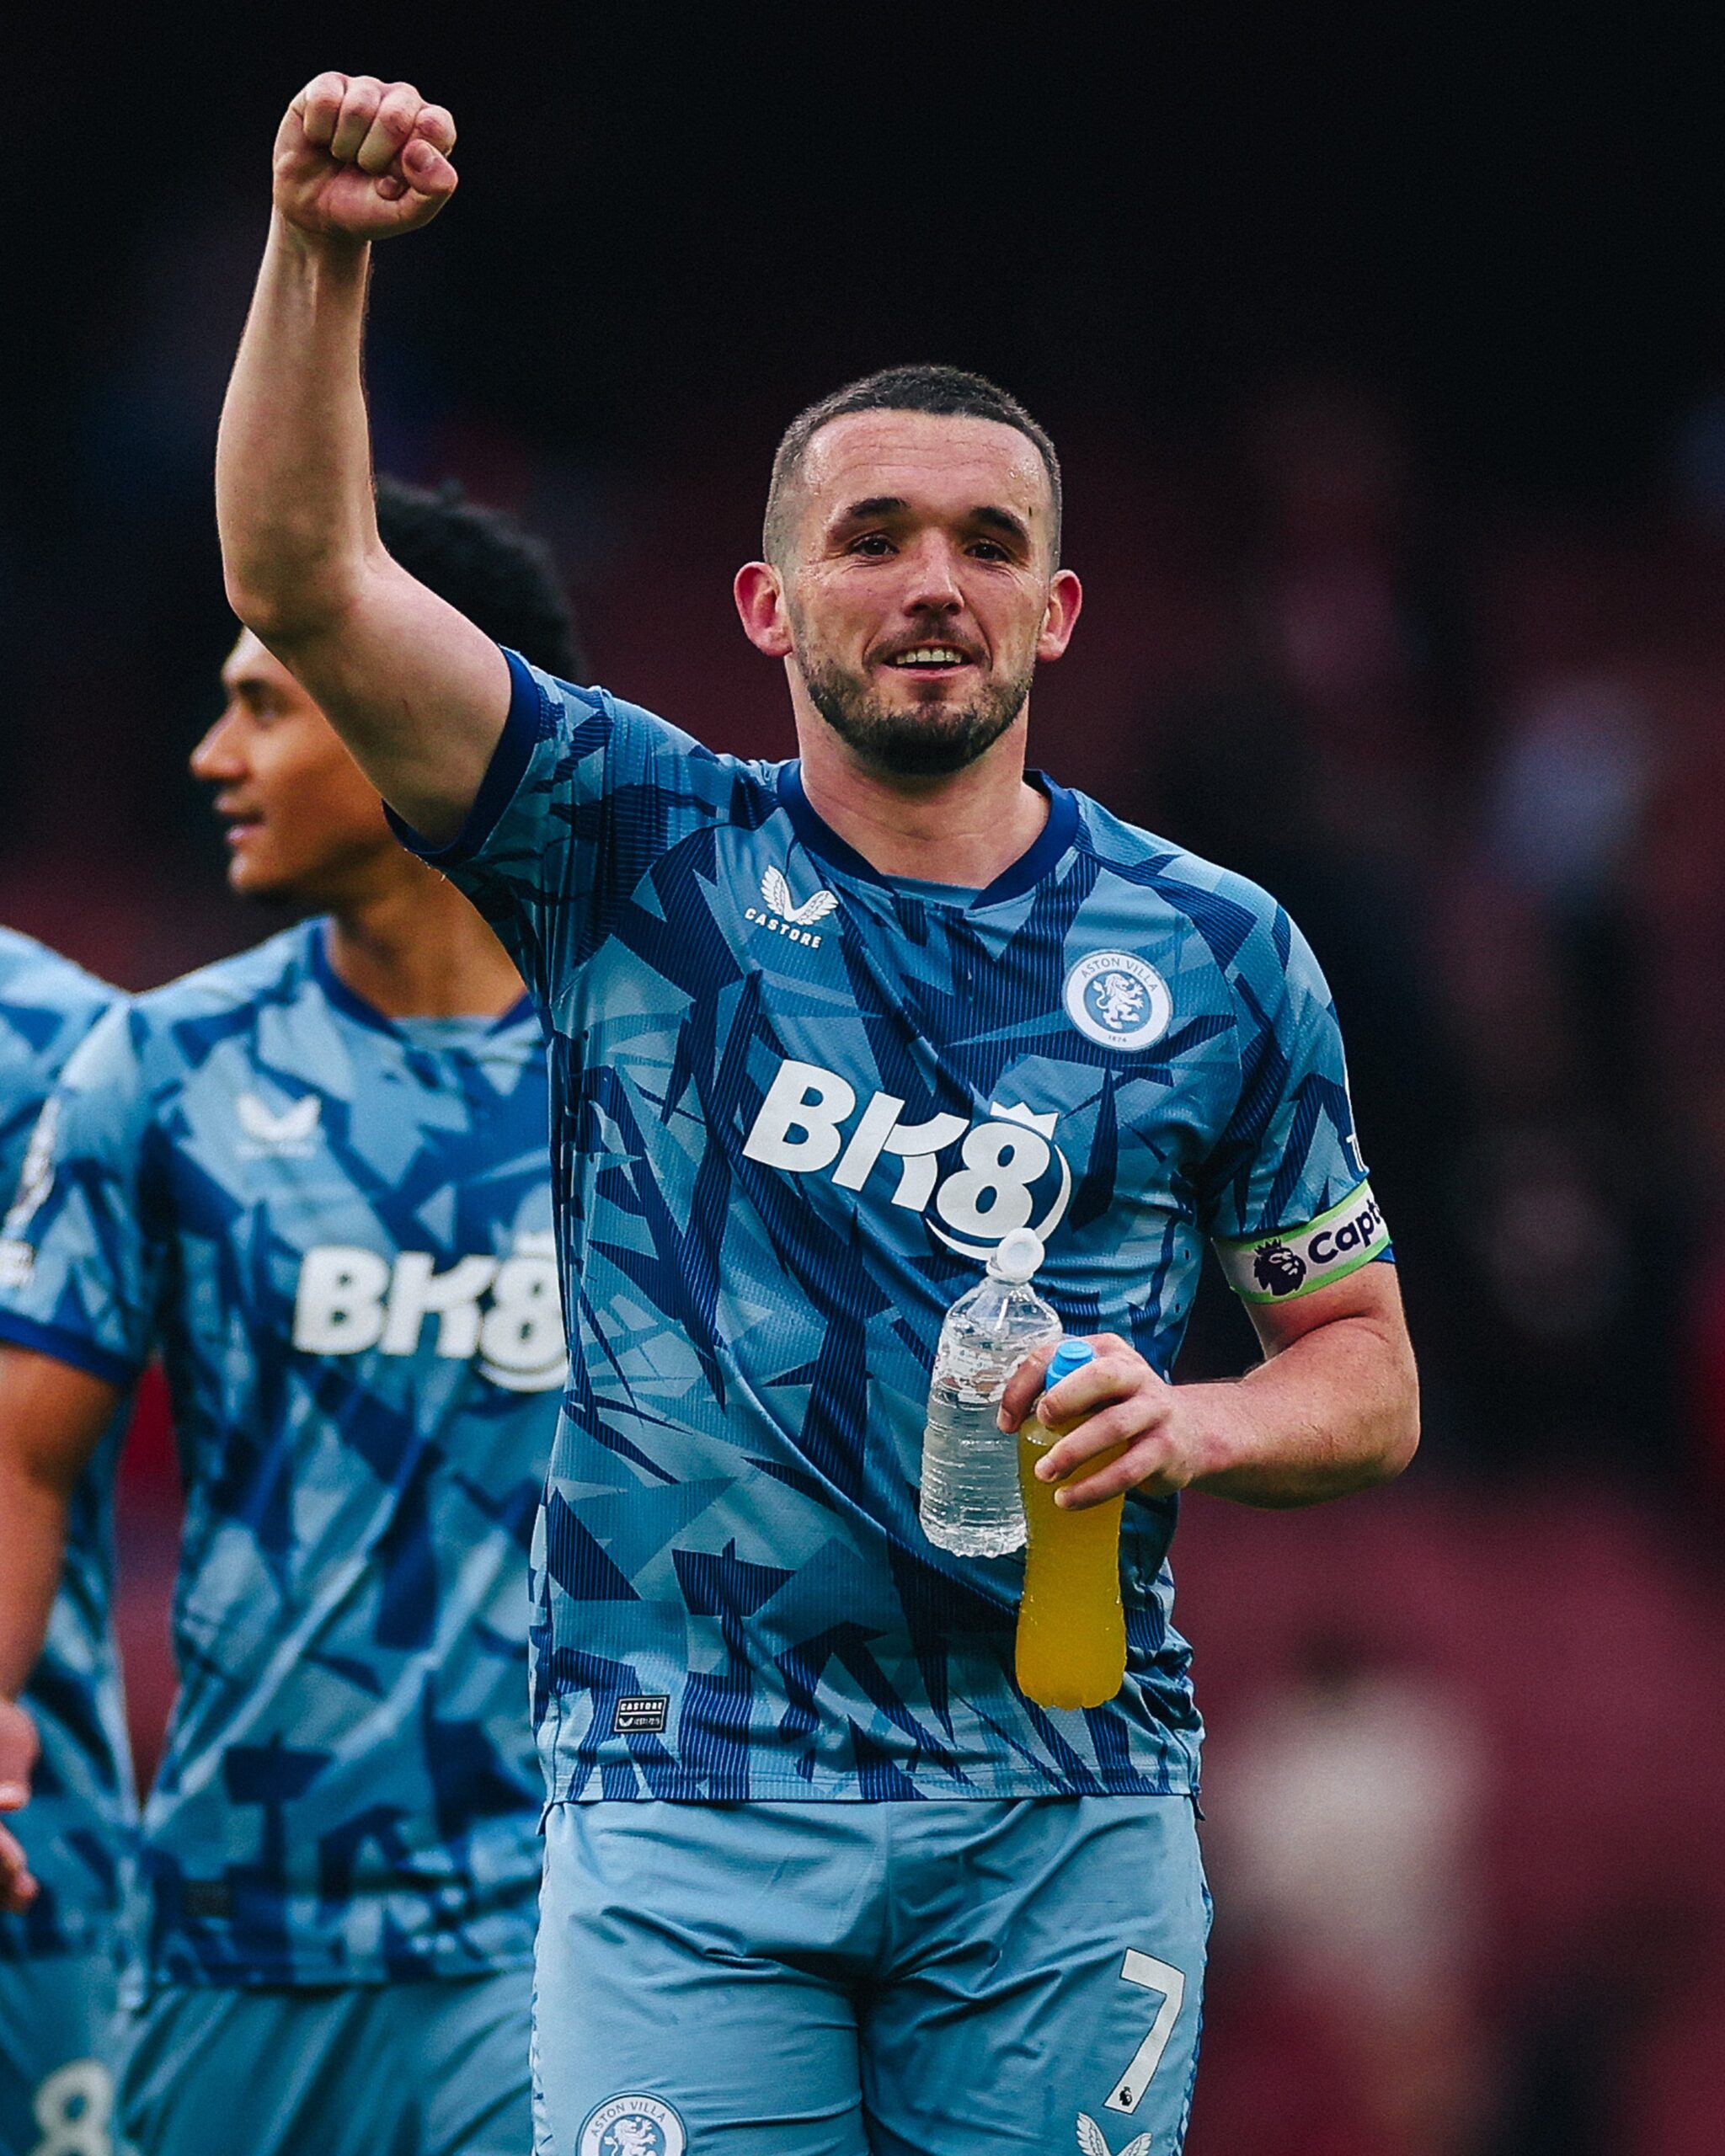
[[1215, 1182, 1391, 1304]]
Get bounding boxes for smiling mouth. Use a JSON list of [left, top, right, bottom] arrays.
[[884, 644, 975, 673]]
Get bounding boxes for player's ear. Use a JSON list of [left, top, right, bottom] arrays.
[[1036, 568, 1083, 663], [734, 562, 794, 659]]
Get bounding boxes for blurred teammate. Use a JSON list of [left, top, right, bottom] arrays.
[[0, 934, 135, 2156], [0, 481, 580, 2156], [216, 74, 1421, 2156]]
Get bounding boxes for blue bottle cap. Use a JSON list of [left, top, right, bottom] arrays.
[[1044, 1338, 1096, 1389]]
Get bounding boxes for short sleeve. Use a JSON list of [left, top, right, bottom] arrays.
[[385, 648, 728, 1007], [1199, 907, 1391, 1304], [0, 1005, 159, 1385]]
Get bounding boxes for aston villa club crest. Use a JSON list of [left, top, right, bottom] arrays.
[[579, 2095, 687, 2156], [1063, 952, 1173, 1051]]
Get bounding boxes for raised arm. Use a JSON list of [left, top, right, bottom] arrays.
[[217, 72, 510, 843], [0, 1348, 121, 1910]]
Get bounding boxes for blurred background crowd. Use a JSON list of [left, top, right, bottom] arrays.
[[3, 10, 1723, 2152]]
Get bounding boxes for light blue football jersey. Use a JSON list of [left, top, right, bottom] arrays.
[[0, 927, 135, 1963], [0, 921, 562, 1988], [399, 652, 1391, 1806]]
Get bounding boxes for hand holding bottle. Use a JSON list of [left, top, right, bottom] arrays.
[[1012, 1340, 1128, 1710], [998, 1331, 1215, 1509]]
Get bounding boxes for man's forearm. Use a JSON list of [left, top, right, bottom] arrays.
[[0, 1459, 72, 1700], [0, 1348, 124, 1698], [213, 82, 509, 840], [0, 1453, 67, 1908], [217, 217, 379, 643], [1187, 1309, 1419, 1508]]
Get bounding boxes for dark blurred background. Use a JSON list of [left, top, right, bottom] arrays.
[[6, 8, 1725, 2150]]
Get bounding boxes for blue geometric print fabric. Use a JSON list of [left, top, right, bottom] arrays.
[[0, 928, 136, 1961], [0, 921, 561, 1986], [408, 650, 1373, 1805]]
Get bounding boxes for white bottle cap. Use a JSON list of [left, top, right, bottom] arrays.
[[987, 1228, 1045, 1283]]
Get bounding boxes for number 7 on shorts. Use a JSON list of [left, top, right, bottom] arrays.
[[1105, 1951, 1186, 2115]]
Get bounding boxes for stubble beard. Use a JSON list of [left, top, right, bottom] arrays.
[[797, 648, 1034, 778]]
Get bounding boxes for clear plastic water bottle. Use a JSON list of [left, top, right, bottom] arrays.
[[919, 1227, 1063, 1556]]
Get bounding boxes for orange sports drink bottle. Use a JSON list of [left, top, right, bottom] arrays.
[[1015, 1339, 1128, 1710]]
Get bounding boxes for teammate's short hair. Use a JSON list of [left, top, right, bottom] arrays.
[[764, 364, 1062, 569], [376, 476, 586, 680]]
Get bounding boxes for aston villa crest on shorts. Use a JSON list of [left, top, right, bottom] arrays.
[[579, 2094, 687, 2156]]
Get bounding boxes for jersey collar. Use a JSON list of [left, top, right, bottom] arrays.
[[310, 922, 537, 1039], [776, 764, 1078, 908]]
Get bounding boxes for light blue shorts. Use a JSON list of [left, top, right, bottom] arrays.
[[116, 1967, 532, 2156], [0, 1952, 122, 2156], [532, 1796, 1209, 2156]]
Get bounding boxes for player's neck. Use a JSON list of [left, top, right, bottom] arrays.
[[325, 867, 524, 1021], [793, 711, 1048, 888]]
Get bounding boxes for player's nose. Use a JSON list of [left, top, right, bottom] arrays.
[[897, 532, 965, 614], [190, 707, 250, 782]]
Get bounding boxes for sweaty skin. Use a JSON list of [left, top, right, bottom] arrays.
[[216, 72, 1418, 1524]]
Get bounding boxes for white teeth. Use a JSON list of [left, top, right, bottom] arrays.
[[890, 647, 967, 667]]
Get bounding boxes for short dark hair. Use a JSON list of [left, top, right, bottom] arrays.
[[375, 476, 586, 680], [763, 365, 1062, 568]]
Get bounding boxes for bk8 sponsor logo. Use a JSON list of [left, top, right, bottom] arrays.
[[741, 1055, 1071, 1261], [291, 1233, 566, 1391]]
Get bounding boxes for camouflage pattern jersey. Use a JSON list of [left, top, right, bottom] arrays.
[[391, 651, 1394, 1806], [0, 921, 563, 1988]]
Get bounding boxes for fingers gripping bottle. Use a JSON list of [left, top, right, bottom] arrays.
[[1015, 1338, 1129, 1710], [919, 1228, 1063, 1557]]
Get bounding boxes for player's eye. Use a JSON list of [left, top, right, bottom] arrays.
[[847, 532, 895, 557], [968, 539, 1012, 561]]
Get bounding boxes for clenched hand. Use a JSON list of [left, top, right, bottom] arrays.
[[274, 73, 457, 243]]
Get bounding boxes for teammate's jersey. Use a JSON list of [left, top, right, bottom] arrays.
[[400, 653, 1391, 1806], [0, 927, 135, 1962], [0, 921, 562, 1988]]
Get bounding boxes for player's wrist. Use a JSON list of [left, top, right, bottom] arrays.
[[270, 207, 371, 270], [1172, 1383, 1258, 1490]]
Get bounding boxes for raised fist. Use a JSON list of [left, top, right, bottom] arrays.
[[274, 73, 457, 243]]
